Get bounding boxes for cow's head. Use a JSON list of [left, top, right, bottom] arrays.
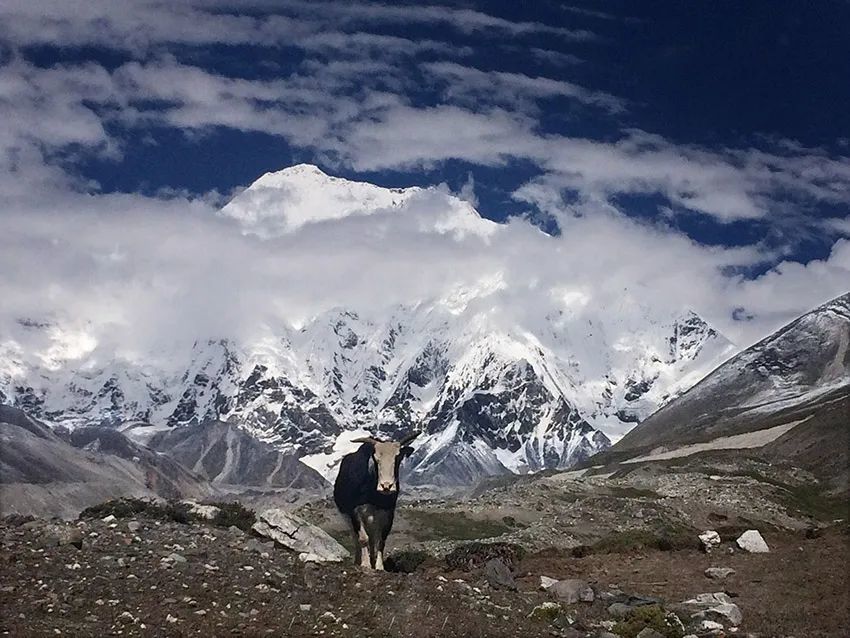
[[352, 431, 420, 494]]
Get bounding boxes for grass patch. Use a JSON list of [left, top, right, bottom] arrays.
[[732, 470, 848, 521], [445, 541, 526, 570], [613, 605, 684, 638], [405, 510, 511, 541], [575, 523, 698, 556]]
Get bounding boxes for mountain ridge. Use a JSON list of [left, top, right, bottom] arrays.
[[0, 166, 739, 486]]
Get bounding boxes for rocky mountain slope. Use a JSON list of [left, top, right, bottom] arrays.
[[0, 165, 737, 486], [599, 292, 850, 489], [124, 420, 326, 490], [0, 406, 211, 518]]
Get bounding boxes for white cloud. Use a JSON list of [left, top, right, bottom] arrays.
[[423, 61, 625, 113], [0, 0, 847, 378]]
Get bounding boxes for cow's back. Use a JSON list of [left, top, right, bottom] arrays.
[[333, 444, 375, 515]]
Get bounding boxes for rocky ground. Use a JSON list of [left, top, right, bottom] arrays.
[[1, 453, 847, 638]]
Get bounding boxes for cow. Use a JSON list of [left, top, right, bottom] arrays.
[[333, 431, 420, 570]]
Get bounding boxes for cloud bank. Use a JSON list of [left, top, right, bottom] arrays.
[[0, 0, 848, 375]]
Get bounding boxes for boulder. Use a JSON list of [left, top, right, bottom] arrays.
[[698, 530, 721, 553], [706, 602, 743, 626], [636, 629, 665, 638], [39, 525, 84, 549], [182, 501, 221, 520], [539, 575, 559, 590], [252, 508, 349, 562], [683, 592, 733, 606], [549, 579, 594, 604], [704, 567, 736, 579], [736, 529, 769, 553], [484, 558, 517, 591]]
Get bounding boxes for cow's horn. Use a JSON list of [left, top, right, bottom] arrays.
[[399, 431, 421, 445]]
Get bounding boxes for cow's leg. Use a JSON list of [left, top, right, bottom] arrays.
[[348, 516, 362, 567], [354, 507, 372, 568], [357, 505, 386, 571], [369, 509, 392, 571]]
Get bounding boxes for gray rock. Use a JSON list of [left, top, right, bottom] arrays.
[[705, 602, 743, 626], [252, 509, 349, 563], [636, 629, 665, 638], [182, 501, 220, 520], [698, 530, 721, 553], [704, 567, 736, 579], [736, 530, 769, 553], [607, 602, 632, 618], [539, 575, 558, 590], [483, 558, 517, 591], [683, 592, 732, 606], [127, 521, 141, 533], [550, 579, 594, 604], [40, 525, 83, 549]]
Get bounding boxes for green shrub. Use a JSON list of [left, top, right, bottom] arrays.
[[405, 510, 511, 541], [613, 605, 684, 638]]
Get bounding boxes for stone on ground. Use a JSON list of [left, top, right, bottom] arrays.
[[704, 567, 736, 579], [252, 508, 349, 562], [736, 529, 770, 553], [549, 579, 594, 604], [484, 558, 517, 591], [698, 530, 721, 552]]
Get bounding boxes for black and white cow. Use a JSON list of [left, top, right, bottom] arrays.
[[333, 432, 420, 570]]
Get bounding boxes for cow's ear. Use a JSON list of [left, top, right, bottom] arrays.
[[400, 445, 415, 459]]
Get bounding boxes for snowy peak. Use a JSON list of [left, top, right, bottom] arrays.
[[220, 163, 493, 239], [220, 163, 420, 236]]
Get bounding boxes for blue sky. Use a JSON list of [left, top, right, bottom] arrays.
[[1, 0, 849, 352]]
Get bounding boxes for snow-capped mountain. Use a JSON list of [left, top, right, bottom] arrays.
[[0, 165, 738, 486], [612, 291, 850, 454]]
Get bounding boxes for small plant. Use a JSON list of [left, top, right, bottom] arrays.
[[445, 541, 526, 570], [209, 501, 256, 532], [385, 549, 432, 573], [79, 498, 196, 524], [613, 605, 685, 638]]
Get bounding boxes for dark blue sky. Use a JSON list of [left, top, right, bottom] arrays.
[[8, 0, 850, 271]]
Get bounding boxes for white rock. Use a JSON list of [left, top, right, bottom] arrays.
[[252, 509, 349, 562], [708, 602, 743, 626], [182, 501, 221, 520], [698, 530, 721, 552], [736, 529, 769, 553], [539, 576, 558, 590], [699, 620, 724, 631], [102, 515, 116, 524], [684, 592, 733, 605]]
